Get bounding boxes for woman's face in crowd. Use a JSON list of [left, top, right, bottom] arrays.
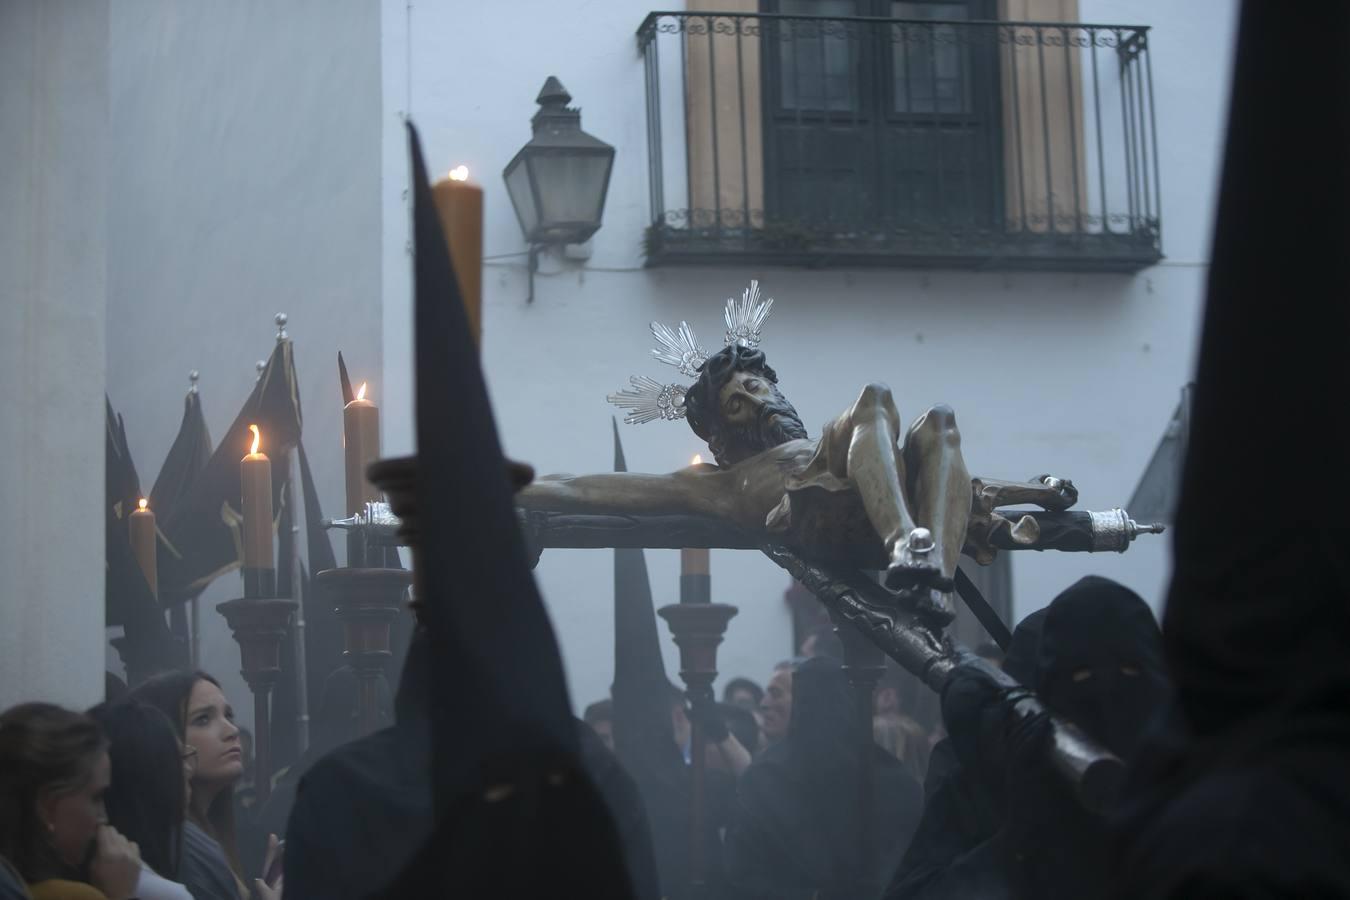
[[41, 750, 110, 867], [727, 688, 758, 711], [759, 669, 793, 741], [186, 679, 242, 786]]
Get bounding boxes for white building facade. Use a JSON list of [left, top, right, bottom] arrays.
[[3, 0, 1236, 714], [378, 0, 1235, 706]]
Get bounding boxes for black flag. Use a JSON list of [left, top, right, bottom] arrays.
[[105, 399, 179, 679], [150, 385, 213, 524], [158, 340, 303, 600], [337, 351, 355, 406]]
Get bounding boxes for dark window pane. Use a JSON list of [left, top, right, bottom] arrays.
[[779, 0, 857, 112], [892, 1, 971, 114]]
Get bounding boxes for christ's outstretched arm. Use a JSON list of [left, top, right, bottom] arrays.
[[517, 465, 731, 520]]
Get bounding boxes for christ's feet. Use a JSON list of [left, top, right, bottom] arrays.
[[885, 527, 955, 593]]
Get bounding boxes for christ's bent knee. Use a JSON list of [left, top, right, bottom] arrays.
[[910, 404, 961, 447]]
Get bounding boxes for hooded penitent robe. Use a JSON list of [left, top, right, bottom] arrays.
[[1108, 4, 1350, 896], [885, 608, 1047, 900], [284, 122, 637, 900], [725, 657, 922, 900], [1000, 577, 1170, 900]]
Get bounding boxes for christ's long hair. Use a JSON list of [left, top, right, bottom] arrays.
[[683, 345, 808, 466]]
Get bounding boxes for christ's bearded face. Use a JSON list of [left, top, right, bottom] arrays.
[[707, 370, 808, 465]]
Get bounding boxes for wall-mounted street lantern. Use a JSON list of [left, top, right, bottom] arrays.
[[502, 76, 615, 302]]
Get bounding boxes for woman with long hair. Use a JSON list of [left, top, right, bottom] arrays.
[[87, 702, 193, 900], [0, 703, 142, 900], [129, 672, 266, 900]]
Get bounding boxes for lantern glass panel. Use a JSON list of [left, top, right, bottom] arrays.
[[504, 159, 540, 237], [531, 153, 611, 228]]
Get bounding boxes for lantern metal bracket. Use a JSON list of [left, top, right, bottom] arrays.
[[527, 243, 541, 304]]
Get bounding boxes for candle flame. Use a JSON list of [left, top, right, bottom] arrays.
[[448, 165, 469, 182], [249, 424, 261, 455], [691, 454, 703, 466], [357, 381, 367, 401], [138, 498, 148, 511]]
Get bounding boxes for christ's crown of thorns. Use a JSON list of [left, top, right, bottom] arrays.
[[607, 280, 775, 425]]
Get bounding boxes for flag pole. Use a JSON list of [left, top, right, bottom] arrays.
[[276, 314, 310, 754], [288, 444, 310, 753]]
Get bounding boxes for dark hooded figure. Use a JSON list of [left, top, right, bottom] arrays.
[[1107, 3, 1350, 894], [283, 124, 643, 900], [282, 628, 436, 899], [724, 656, 922, 900], [885, 608, 1047, 900], [935, 577, 1171, 900], [255, 665, 388, 856], [284, 629, 657, 899]]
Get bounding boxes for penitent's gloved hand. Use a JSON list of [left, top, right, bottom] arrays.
[[687, 692, 730, 743], [940, 662, 1039, 796]]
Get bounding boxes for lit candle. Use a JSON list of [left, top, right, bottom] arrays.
[[343, 381, 381, 567], [681, 454, 711, 603], [431, 164, 483, 347], [129, 497, 157, 598], [241, 424, 275, 598]]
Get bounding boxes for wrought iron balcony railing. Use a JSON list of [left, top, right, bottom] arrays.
[[638, 10, 1161, 271]]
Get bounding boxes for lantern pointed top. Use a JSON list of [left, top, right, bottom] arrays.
[[536, 76, 572, 109]]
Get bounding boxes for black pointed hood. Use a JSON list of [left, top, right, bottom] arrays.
[[1163, 0, 1350, 741], [611, 418, 679, 765], [407, 122, 578, 793], [378, 120, 632, 898]]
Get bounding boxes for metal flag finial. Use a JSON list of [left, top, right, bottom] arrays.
[[275, 312, 289, 342], [189, 370, 200, 394]]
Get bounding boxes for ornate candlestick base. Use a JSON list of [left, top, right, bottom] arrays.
[[216, 597, 297, 808], [658, 601, 738, 899], [314, 567, 412, 737]]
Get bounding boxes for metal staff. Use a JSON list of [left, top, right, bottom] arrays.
[[760, 544, 1125, 815]]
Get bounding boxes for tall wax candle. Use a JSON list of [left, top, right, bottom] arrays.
[[680, 454, 712, 603], [343, 381, 381, 515], [129, 497, 157, 598], [343, 381, 381, 568], [431, 165, 483, 346], [241, 424, 275, 597]]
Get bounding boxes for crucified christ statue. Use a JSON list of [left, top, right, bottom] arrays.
[[518, 343, 1077, 601]]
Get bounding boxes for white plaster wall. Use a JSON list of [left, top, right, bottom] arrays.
[[105, 0, 383, 725], [0, 0, 110, 712], [382, 0, 1235, 712]]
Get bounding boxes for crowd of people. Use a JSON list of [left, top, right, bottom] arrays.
[[0, 574, 1185, 900], [0, 673, 283, 900]]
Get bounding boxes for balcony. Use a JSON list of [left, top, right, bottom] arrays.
[[638, 10, 1162, 272]]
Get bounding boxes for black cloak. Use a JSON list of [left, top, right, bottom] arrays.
[[282, 123, 636, 899], [1000, 578, 1169, 900], [885, 608, 1047, 900], [1109, 3, 1350, 896], [725, 657, 922, 900]]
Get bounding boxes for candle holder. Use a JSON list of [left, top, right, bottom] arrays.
[[657, 600, 738, 899], [313, 567, 412, 737], [216, 596, 297, 808]]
